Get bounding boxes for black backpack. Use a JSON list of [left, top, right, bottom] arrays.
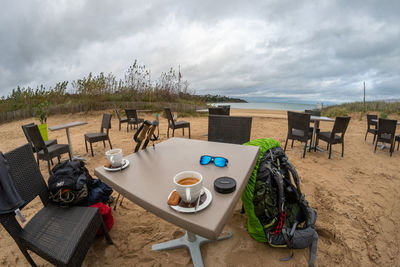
[[243, 140, 318, 267]]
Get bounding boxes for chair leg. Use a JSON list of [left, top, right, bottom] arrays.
[[172, 129, 175, 137], [90, 142, 94, 157], [47, 160, 51, 174], [108, 138, 112, 149], [284, 137, 289, 151], [37, 156, 40, 166], [397, 140, 399, 151], [85, 139, 88, 153], [291, 139, 294, 148], [182, 128, 184, 136], [101, 221, 113, 245], [373, 134, 377, 144], [374, 140, 378, 153], [364, 131, 368, 141], [57, 156, 61, 163], [127, 123, 129, 132], [327, 143, 329, 150], [390, 143, 393, 157], [68, 150, 72, 161], [342, 142, 344, 157], [119, 122, 121, 131], [167, 128, 169, 138], [103, 140, 106, 148], [17, 244, 37, 267], [328, 144, 332, 159], [303, 141, 307, 158], [188, 126, 191, 139]]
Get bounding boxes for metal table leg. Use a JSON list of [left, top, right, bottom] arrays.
[[65, 128, 86, 161], [152, 231, 232, 267]]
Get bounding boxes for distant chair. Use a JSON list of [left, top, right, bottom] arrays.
[[25, 125, 71, 174], [209, 107, 230, 116], [0, 143, 112, 266], [164, 108, 191, 138], [22, 122, 58, 162], [115, 109, 129, 131], [374, 118, 397, 157], [125, 109, 144, 131], [316, 116, 351, 159], [284, 111, 312, 158], [365, 114, 378, 143], [208, 115, 252, 144], [84, 113, 113, 157]]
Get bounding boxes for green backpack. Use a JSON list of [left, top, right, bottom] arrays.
[[242, 138, 318, 267]]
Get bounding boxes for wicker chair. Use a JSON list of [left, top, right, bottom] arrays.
[[22, 122, 58, 152], [164, 108, 191, 138], [115, 109, 129, 131], [365, 114, 378, 143], [209, 107, 230, 116], [26, 125, 71, 174], [0, 144, 113, 266], [316, 116, 351, 159], [84, 113, 113, 157], [374, 118, 397, 157], [125, 109, 144, 131], [284, 111, 312, 158], [208, 115, 252, 144]]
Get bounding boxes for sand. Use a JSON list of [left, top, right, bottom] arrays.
[[0, 109, 399, 267]]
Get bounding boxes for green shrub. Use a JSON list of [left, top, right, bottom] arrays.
[[380, 111, 388, 119], [322, 107, 348, 118]]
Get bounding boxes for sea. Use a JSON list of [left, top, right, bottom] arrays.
[[210, 102, 319, 111]]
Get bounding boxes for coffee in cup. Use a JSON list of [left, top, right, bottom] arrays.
[[105, 148, 123, 167], [173, 171, 203, 204]]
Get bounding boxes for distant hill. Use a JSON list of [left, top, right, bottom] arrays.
[[201, 94, 247, 103]]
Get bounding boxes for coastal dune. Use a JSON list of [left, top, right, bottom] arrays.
[[0, 109, 399, 266]]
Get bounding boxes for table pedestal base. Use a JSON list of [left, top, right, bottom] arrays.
[[307, 145, 324, 152], [152, 231, 232, 267]]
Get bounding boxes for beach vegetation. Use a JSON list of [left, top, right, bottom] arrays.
[[322, 101, 400, 118]]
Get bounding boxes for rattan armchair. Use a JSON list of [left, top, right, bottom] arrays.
[[284, 111, 312, 158], [0, 144, 113, 267], [365, 114, 378, 143], [374, 118, 397, 157], [84, 113, 113, 157], [22, 122, 58, 152], [316, 116, 351, 159], [26, 125, 71, 174], [115, 109, 129, 131], [164, 108, 191, 138], [208, 115, 252, 144], [125, 109, 144, 131]]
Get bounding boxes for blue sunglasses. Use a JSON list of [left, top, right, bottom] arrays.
[[200, 155, 228, 167]]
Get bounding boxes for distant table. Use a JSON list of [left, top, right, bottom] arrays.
[[49, 121, 88, 160], [310, 116, 335, 151], [196, 109, 209, 113], [94, 138, 259, 267]]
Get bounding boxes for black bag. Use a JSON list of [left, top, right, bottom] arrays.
[[253, 147, 318, 267], [48, 160, 91, 205]]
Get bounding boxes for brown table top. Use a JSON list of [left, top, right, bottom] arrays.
[[48, 121, 88, 131], [94, 137, 259, 240]]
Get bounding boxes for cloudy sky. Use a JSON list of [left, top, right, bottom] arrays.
[[1, 0, 399, 103]]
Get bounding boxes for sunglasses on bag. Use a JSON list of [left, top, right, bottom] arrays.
[[200, 155, 229, 167]]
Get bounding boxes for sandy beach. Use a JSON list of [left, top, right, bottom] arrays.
[[0, 108, 399, 267]]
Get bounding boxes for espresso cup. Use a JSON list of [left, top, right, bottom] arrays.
[[173, 171, 203, 204], [105, 148, 123, 167]]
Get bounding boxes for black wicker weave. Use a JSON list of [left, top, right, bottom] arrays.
[[365, 114, 378, 143], [374, 118, 397, 157], [22, 123, 58, 153], [164, 108, 191, 138], [316, 116, 351, 159], [284, 111, 312, 158], [26, 125, 71, 174], [115, 109, 129, 131], [84, 113, 113, 157], [208, 107, 230, 116], [125, 109, 144, 131], [208, 115, 252, 144], [1, 144, 113, 267]]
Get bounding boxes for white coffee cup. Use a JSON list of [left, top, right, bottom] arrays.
[[106, 149, 123, 167], [173, 171, 203, 204]]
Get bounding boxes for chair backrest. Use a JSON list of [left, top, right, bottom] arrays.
[[208, 115, 252, 144], [25, 125, 47, 154], [331, 116, 351, 140], [101, 113, 112, 134], [21, 122, 35, 150], [115, 109, 122, 121], [287, 111, 311, 137], [305, 110, 321, 116], [164, 108, 175, 127], [4, 143, 49, 207], [209, 107, 230, 116], [125, 109, 139, 121], [377, 118, 397, 139], [366, 114, 378, 128]]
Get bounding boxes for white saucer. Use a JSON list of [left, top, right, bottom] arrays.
[[168, 187, 212, 213], [103, 159, 130, 172]]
